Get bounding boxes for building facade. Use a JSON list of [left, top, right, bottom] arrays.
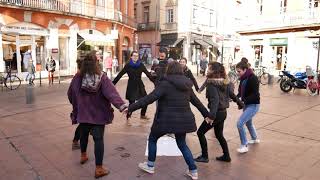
[[236, 0, 320, 73], [157, 0, 219, 63], [134, 0, 160, 64], [0, 0, 136, 78]]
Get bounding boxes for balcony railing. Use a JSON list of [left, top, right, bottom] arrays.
[[164, 22, 177, 30], [238, 10, 320, 32], [137, 22, 157, 31], [0, 0, 136, 28]]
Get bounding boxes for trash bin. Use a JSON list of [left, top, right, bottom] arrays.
[[26, 85, 35, 104], [268, 74, 274, 85]]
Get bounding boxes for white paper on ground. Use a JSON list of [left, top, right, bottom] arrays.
[[145, 135, 182, 156]]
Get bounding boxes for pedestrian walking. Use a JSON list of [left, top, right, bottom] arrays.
[[71, 59, 83, 151], [194, 62, 244, 163], [25, 58, 35, 85], [179, 57, 199, 91], [104, 53, 113, 79], [127, 61, 213, 180], [235, 61, 261, 153], [113, 51, 154, 120], [199, 54, 208, 76], [67, 51, 128, 178], [112, 56, 118, 74], [45, 56, 56, 85], [23, 50, 32, 72]]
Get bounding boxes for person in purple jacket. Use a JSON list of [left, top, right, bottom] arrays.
[[68, 52, 127, 178]]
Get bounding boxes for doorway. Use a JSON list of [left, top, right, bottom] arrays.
[[272, 46, 287, 70]]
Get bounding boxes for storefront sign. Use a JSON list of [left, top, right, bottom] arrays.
[[1, 25, 49, 36], [250, 39, 263, 45], [270, 38, 288, 46]]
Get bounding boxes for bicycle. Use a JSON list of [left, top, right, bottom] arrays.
[[228, 64, 239, 85], [0, 66, 21, 90], [306, 73, 320, 96], [254, 66, 270, 85]]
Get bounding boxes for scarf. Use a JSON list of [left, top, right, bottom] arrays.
[[129, 59, 141, 69]]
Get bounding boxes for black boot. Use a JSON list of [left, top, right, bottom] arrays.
[[194, 155, 209, 163], [216, 154, 231, 162]]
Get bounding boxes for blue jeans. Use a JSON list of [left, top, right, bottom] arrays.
[[237, 104, 260, 146], [147, 132, 197, 172]]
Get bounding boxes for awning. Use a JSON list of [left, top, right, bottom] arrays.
[[193, 39, 211, 48], [172, 38, 184, 47], [157, 39, 174, 46], [157, 38, 184, 47], [203, 38, 219, 48], [77, 33, 115, 47]]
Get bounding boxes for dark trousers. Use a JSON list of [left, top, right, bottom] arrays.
[[148, 131, 197, 171], [79, 123, 105, 166], [73, 124, 81, 142], [129, 100, 147, 116], [197, 111, 229, 158]]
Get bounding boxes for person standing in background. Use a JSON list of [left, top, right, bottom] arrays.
[[199, 53, 208, 76], [23, 50, 32, 72], [46, 56, 56, 85], [104, 53, 113, 79], [112, 56, 118, 74]]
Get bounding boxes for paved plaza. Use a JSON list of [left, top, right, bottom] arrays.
[[0, 75, 320, 180]]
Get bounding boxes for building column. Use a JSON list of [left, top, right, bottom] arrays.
[[31, 35, 36, 68], [0, 33, 4, 72], [69, 31, 78, 74], [16, 35, 21, 75]]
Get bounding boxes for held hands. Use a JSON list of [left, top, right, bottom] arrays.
[[205, 117, 214, 126], [238, 101, 245, 110]]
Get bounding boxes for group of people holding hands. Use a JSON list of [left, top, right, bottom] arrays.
[[68, 48, 260, 179]]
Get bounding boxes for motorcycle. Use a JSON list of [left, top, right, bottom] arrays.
[[280, 71, 307, 93]]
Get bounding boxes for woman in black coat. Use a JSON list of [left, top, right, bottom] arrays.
[[127, 61, 213, 180], [179, 57, 199, 91], [113, 51, 154, 119], [194, 62, 243, 163]]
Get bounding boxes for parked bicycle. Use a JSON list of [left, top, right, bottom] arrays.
[[254, 66, 270, 85], [228, 64, 239, 85], [0, 66, 21, 90]]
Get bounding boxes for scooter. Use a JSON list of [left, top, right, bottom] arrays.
[[280, 71, 307, 93]]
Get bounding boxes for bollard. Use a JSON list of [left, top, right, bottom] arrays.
[[268, 74, 274, 85], [26, 85, 35, 104]]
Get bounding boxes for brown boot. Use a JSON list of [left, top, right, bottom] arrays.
[[95, 166, 110, 178], [80, 152, 88, 164]]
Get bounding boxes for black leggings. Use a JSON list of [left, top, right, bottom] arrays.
[[129, 100, 147, 116], [197, 111, 229, 158], [79, 123, 105, 166], [73, 124, 81, 142]]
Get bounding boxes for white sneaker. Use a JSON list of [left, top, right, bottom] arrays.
[[186, 170, 198, 180], [138, 162, 155, 174], [248, 139, 260, 144], [237, 145, 249, 153]]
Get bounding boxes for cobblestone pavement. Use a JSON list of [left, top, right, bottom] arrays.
[[0, 74, 320, 180]]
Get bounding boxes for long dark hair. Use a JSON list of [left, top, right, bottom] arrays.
[[80, 51, 101, 76], [206, 61, 226, 79], [236, 61, 249, 70], [166, 61, 184, 75]]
